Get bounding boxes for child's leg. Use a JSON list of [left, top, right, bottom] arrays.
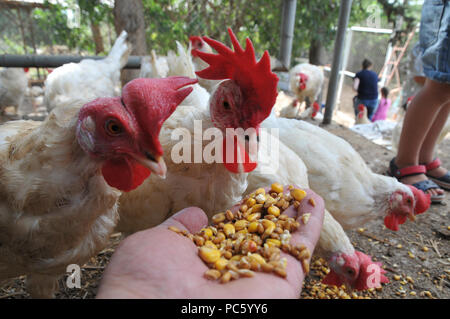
[[395, 79, 450, 197], [419, 100, 450, 177]]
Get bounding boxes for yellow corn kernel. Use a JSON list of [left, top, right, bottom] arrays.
[[234, 219, 248, 231], [230, 255, 242, 262], [246, 198, 256, 208], [255, 188, 266, 195], [237, 228, 248, 235], [223, 224, 235, 237], [251, 204, 263, 213], [248, 253, 266, 265], [262, 219, 276, 230], [204, 240, 217, 249], [291, 188, 307, 202], [198, 246, 221, 263], [239, 204, 248, 213], [201, 228, 213, 238], [212, 213, 226, 224], [204, 269, 221, 280], [215, 258, 228, 271], [266, 239, 281, 248], [301, 213, 311, 225], [255, 193, 266, 204], [422, 246, 429, 252], [247, 212, 261, 222], [271, 182, 284, 194], [393, 275, 401, 281], [267, 206, 281, 217], [248, 221, 259, 233]]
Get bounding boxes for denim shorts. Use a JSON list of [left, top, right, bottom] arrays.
[[354, 98, 378, 120], [420, 0, 450, 83]]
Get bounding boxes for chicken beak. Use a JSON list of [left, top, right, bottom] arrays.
[[408, 212, 416, 222], [131, 153, 167, 179]]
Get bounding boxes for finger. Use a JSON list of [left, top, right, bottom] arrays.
[[288, 188, 325, 261], [160, 207, 209, 234]]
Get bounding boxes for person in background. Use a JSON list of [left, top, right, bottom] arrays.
[[388, 0, 449, 203], [353, 59, 379, 120], [372, 87, 392, 122]]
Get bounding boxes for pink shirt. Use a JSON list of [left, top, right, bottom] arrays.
[[372, 98, 391, 121]]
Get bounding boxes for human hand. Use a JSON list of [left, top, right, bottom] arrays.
[[96, 186, 325, 299]]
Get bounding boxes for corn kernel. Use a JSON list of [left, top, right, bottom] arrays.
[[301, 213, 311, 225], [422, 246, 429, 252], [246, 198, 256, 207], [223, 224, 235, 237], [230, 255, 242, 262], [248, 221, 259, 233], [255, 193, 266, 204], [255, 188, 266, 195], [266, 239, 281, 248], [201, 228, 213, 238], [204, 269, 221, 280], [215, 258, 228, 271], [271, 183, 284, 194], [267, 206, 281, 217], [239, 204, 248, 213], [225, 210, 234, 221], [248, 253, 266, 265], [247, 212, 261, 222], [291, 188, 307, 202], [204, 240, 217, 249], [234, 219, 248, 231], [393, 275, 401, 281], [212, 213, 226, 224], [199, 246, 221, 263]]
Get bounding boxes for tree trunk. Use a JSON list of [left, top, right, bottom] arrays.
[[113, 0, 147, 85], [90, 21, 104, 54], [309, 38, 326, 66]]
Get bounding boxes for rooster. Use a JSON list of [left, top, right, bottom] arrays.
[[288, 63, 324, 112], [44, 31, 130, 111], [0, 68, 28, 116], [117, 29, 277, 233], [355, 104, 371, 124], [0, 76, 195, 298]]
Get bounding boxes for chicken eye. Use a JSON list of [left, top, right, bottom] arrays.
[[223, 101, 230, 110], [105, 120, 123, 136], [346, 268, 355, 275]]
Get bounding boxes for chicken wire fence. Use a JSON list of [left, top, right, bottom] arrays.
[[335, 26, 392, 109]]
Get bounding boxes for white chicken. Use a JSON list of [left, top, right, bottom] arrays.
[[288, 63, 324, 110], [189, 35, 221, 92], [44, 31, 130, 111], [0, 68, 28, 116], [139, 49, 169, 79], [355, 103, 371, 125], [0, 77, 194, 298], [298, 101, 324, 121], [260, 115, 430, 232]]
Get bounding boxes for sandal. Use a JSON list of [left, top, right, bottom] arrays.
[[422, 158, 450, 191], [388, 158, 445, 203]]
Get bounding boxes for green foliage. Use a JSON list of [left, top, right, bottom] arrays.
[[0, 0, 424, 61], [33, 0, 94, 52]]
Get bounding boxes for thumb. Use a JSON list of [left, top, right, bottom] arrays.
[[159, 206, 209, 234]]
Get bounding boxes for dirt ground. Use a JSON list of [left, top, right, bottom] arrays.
[[0, 90, 448, 299]]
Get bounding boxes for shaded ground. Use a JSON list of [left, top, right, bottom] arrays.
[[0, 92, 448, 299]]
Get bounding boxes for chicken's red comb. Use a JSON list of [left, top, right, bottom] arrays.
[[194, 28, 279, 127], [122, 77, 197, 156], [189, 36, 203, 44]]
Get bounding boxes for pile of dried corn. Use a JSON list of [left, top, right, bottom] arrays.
[[301, 257, 378, 299], [169, 183, 314, 284]]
